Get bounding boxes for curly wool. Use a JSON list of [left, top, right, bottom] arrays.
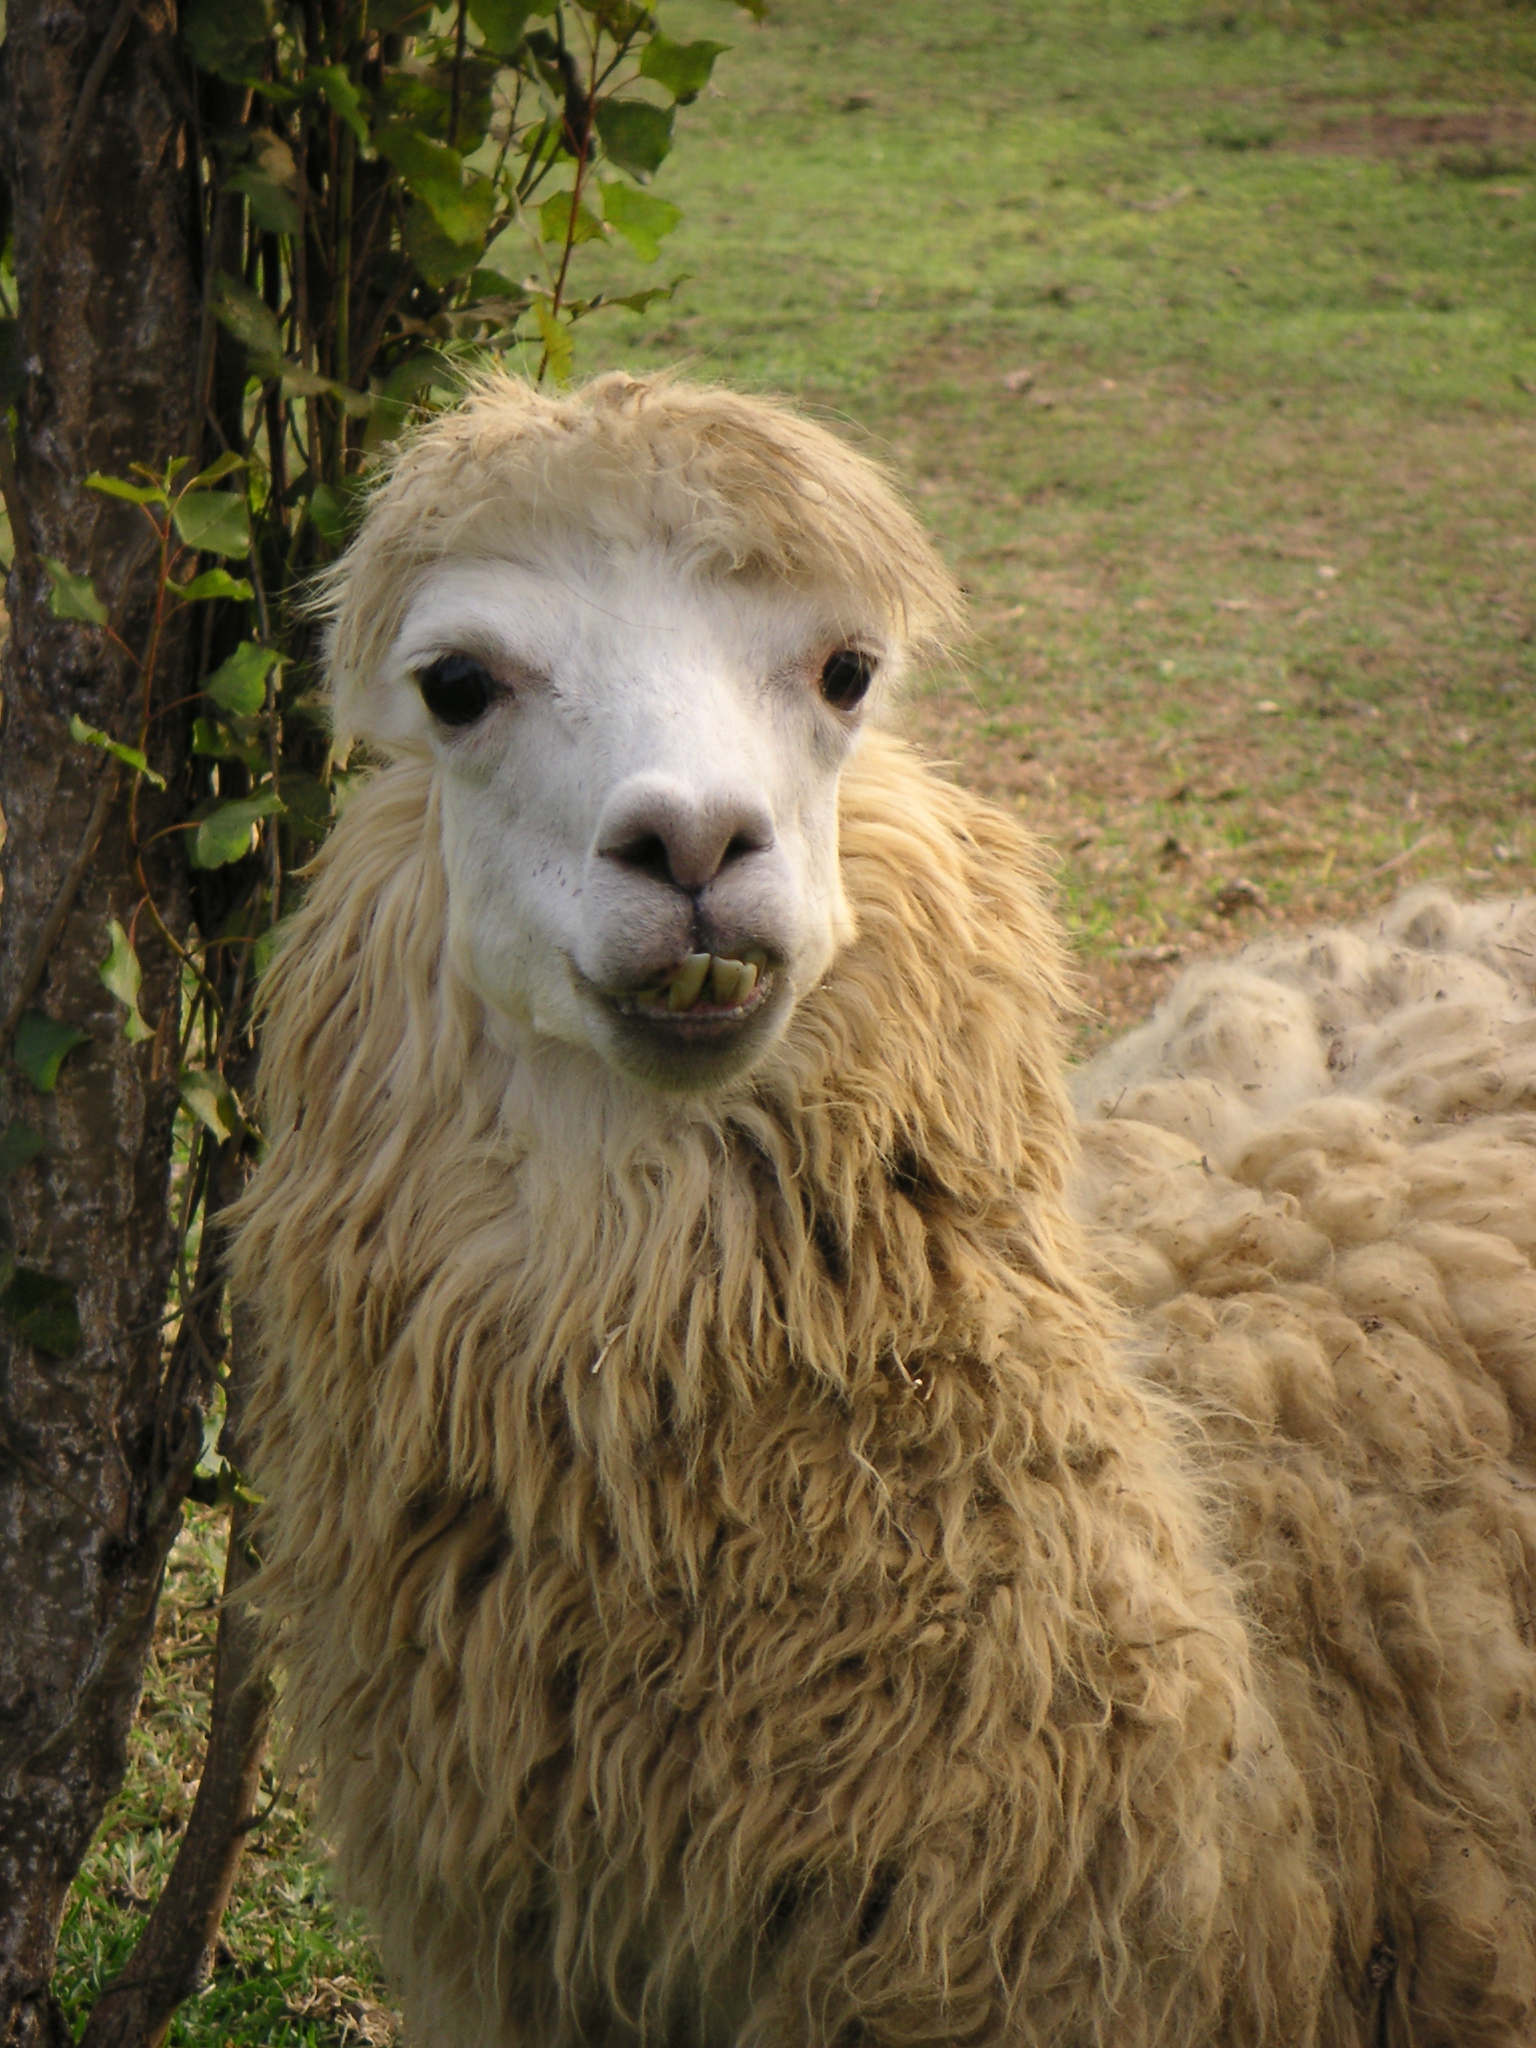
[[1072, 890, 1536, 2045], [230, 377, 1536, 2047]]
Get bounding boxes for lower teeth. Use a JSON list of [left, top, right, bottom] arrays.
[[628, 951, 764, 1016]]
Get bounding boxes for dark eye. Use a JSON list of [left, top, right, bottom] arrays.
[[819, 647, 876, 711], [418, 653, 497, 728]]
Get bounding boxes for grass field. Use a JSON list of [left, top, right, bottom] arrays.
[[59, 0, 1536, 2037], [576, 0, 1536, 1034]]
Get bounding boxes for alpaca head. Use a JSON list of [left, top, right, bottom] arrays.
[[324, 373, 962, 1091]]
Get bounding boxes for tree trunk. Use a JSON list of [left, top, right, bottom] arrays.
[[0, 4, 205, 2044]]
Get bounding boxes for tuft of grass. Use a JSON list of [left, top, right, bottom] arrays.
[[62, 0, 1536, 2029]]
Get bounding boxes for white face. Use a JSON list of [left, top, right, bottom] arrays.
[[357, 546, 890, 1092]]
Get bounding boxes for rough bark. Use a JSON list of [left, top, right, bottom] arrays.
[[0, 4, 205, 2044]]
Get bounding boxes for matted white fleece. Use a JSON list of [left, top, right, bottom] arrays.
[[1073, 890, 1536, 1322], [1068, 888, 1536, 2041]]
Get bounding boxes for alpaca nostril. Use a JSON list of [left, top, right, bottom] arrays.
[[599, 787, 776, 893], [609, 831, 677, 887]]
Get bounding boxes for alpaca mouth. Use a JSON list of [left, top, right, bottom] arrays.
[[609, 949, 773, 1032], [586, 947, 788, 1086]]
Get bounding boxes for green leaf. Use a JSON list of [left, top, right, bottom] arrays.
[[539, 189, 606, 248], [167, 568, 254, 604], [225, 132, 303, 237], [191, 716, 265, 769], [532, 297, 574, 384], [403, 203, 486, 288], [99, 919, 153, 1044], [223, 169, 300, 238], [378, 70, 451, 141], [311, 65, 373, 149], [0, 1122, 46, 1176], [2, 1268, 83, 1356], [205, 641, 279, 716], [363, 350, 463, 452], [85, 472, 167, 507], [278, 772, 332, 839], [253, 920, 290, 977], [225, 171, 301, 236], [211, 270, 283, 363], [186, 451, 247, 492], [172, 491, 250, 560], [14, 1012, 88, 1093], [581, 0, 650, 34], [604, 275, 691, 313], [66, 713, 166, 789], [375, 128, 497, 248], [518, 114, 565, 181], [310, 477, 371, 545], [469, 0, 535, 54], [277, 360, 371, 416], [192, 790, 285, 869], [180, 1066, 244, 1144], [601, 182, 681, 261], [383, 350, 459, 402], [183, 0, 272, 80], [190, 1456, 265, 1512], [638, 35, 729, 104], [42, 557, 108, 627], [593, 99, 674, 177]]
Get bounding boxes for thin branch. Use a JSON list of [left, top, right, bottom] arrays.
[[515, 117, 559, 203], [538, 24, 600, 377]]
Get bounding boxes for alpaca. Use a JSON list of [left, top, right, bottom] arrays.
[[231, 372, 1536, 2048]]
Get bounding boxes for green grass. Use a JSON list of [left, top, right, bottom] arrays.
[[576, 0, 1536, 1029], [591, 0, 1536, 405], [63, 1, 1536, 2035]]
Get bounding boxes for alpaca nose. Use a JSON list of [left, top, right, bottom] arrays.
[[597, 778, 776, 893]]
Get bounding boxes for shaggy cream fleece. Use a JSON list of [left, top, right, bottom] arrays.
[[231, 375, 1536, 2048]]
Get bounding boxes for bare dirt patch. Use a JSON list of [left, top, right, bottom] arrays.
[[1284, 105, 1536, 168]]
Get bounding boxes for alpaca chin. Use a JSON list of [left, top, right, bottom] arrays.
[[573, 965, 798, 1094]]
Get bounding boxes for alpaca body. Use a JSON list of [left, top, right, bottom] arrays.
[[232, 375, 1536, 2046], [238, 742, 1325, 2047], [236, 749, 1536, 2047], [1072, 892, 1536, 2044]]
